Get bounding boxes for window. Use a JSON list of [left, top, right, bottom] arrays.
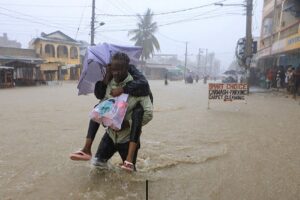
[[45, 44, 55, 57], [57, 45, 68, 58], [39, 44, 42, 55], [262, 18, 273, 37], [70, 47, 78, 59], [282, 0, 300, 27]]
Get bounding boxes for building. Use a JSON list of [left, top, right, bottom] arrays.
[[29, 31, 81, 81], [0, 47, 44, 86], [151, 54, 180, 65], [144, 54, 183, 80], [0, 33, 22, 48], [257, 0, 300, 70], [144, 63, 183, 80], [144, 63, 169, 80], [0, 47, 43, 65], [0, 66, 14, 88]]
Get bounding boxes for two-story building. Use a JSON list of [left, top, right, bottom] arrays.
[[257, 0, 300, 70], [29, 31, 81, 81]]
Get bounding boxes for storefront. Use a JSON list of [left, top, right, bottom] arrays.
[[277, 49, 300, 68], [0, 66, 14, 88], [256, 32, 300, 84]]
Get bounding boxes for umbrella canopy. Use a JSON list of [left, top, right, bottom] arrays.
[[77, 43, 142, 95]]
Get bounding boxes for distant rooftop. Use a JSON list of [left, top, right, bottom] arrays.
[[30, 31, 81, 46], [0, 33, 22, 48], [0, 47, 43, 64]]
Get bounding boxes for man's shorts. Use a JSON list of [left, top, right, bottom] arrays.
[[95, 132, 140, 165]]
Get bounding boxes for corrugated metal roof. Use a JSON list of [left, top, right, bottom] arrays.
[[0, 65, 14, 69], [0, 47, 37, 57], [0, 55, 44, 64]]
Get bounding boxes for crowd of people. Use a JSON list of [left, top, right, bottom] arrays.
[[265, 65, 300, 99]]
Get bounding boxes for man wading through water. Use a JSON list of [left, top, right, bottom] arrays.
[[70, 52, 153, 171]]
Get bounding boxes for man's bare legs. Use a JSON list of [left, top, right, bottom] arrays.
[[121, 103, 143, 171], [70, 120, 100, 160]]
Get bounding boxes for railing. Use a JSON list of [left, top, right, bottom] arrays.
[[260, 20, 300, 41]]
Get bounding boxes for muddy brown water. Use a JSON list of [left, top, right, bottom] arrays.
[[0, 81, 299, 200]]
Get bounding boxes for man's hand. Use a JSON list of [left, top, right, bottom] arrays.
[[110, 87, 124, 97], [118, 120, 130, 131], [103, 64, 113, 85]]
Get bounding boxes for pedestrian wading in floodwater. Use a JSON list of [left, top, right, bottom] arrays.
[[70, 52, 153, 172], [165, 72, 168, 85]]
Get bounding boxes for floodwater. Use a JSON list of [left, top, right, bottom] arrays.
[[0, 81, 299, 200]]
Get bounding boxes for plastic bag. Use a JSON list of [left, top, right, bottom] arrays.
[[90, 94, 128, 130]]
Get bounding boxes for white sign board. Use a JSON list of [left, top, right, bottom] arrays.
[[208, 83, 248, 108]]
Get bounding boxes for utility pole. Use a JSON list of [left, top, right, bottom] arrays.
[[245, 0, 253, 66], [184, 42, 188, 83], [197, 49, 202, 75], [90, 0, 96, 46], [245, 0, 253, 92], [205, 49, 208, 76]]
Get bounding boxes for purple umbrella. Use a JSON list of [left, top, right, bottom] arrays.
[[77, 43, 142, 95]]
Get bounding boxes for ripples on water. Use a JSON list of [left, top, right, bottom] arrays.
[[76, 139, 228, 199]]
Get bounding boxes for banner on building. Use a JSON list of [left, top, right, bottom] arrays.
[[208, 83, 248, 108]]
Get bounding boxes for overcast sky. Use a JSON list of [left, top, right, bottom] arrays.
[[0, 0, 263, 69]]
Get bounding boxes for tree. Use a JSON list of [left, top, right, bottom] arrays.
[[128, 8, 160, 64]]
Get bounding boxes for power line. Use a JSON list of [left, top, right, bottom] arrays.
[[116, 0, 137, 13], [95, 0, 227, 17], [0, 3, 90, 8], [95, 12, 243, 33], [96, 6, 241, 30], [106, 0, 129, 15], [157, 32, 185, 44], [97, 6, 242, 28], [0, 12, 87, 34], [0, 0, 246, 41], [0, 7, 241, 34], [97, 33, 130, 44], [93, 3, 240, 25], [158, 12, 240, 27], [0, 12, 67, 30], [75, 0, 89, 39], [155, 32, 187, 49], [0, 7, 77, 30]]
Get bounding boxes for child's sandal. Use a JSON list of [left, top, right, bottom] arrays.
[[121, 160, 134, 172]]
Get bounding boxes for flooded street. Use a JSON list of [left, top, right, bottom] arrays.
[[0, 81, 300, 200]]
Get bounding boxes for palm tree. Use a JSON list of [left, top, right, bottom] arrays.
[[128, 8, 160, 64]]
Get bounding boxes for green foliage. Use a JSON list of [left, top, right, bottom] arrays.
[[128, 8, 160, 61]]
